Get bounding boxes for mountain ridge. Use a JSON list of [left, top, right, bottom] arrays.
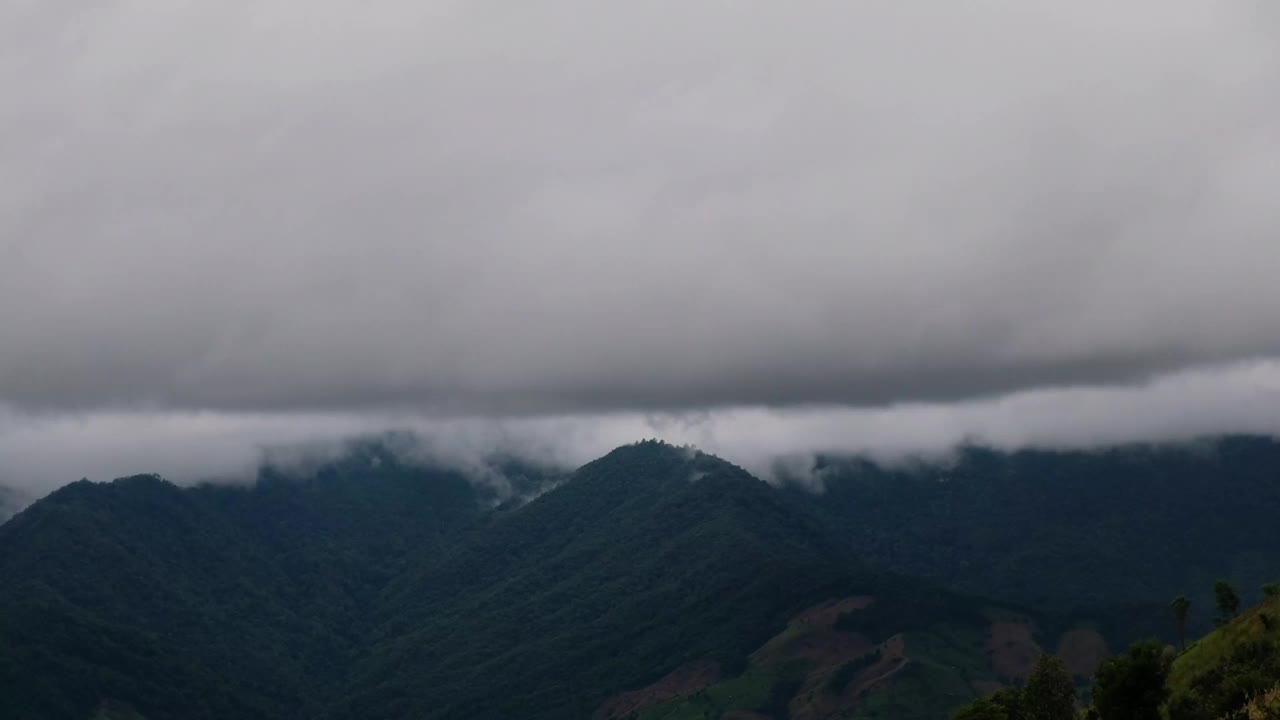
[[2, 436, 1278, 719], [788, 435, 1280, 634]]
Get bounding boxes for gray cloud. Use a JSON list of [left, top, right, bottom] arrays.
[[3, 359, 1280, 502], [2, 2, 1279, 415]]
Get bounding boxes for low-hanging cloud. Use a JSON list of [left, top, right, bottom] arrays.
[[2, 1, 1279, 416], [3, 359, 1280, 501]]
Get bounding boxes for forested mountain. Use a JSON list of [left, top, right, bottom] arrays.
[[342, 442, 883, 719], [0, 442, 516, 719], [790, 436, 1280, 632], [1, 437, 1278, 719], [0, 441, 1081, 720]]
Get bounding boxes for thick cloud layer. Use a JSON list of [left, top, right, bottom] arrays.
[[4, 359, 1280, 500], [3, 2, 1279, 415]]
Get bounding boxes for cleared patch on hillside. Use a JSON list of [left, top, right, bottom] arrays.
[[624, 596, 1092, 720], [798, 596, 876, 627], [635, 667, 796, 720], [593, 660, 722, 720], [1055, 628, 1109, 678], [789, 634, 907, 720], [985, 622, 1043, 681], [848, 635, 909, 695], [752, 596, 874, 666]]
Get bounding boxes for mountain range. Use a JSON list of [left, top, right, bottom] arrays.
[[2, 436, 1278, 719]]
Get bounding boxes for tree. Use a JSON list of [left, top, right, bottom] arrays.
[[1091, 639, 1170, 720], [1170, 596, 1191, 651], [1263, 583, 1280, 598], [953, 695, 1011, 720], [989, 687, 1026, 720], [952, 687, 1025, 720], [1023, 655, 1075, 720], [1215, 580, 1241, 624]]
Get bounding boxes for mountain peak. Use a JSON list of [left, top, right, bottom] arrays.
[[597, 438, 698, 461]]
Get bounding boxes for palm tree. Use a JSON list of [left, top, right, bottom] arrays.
[[1214, 580, 1240, 625], [1170, 596, 1191, 651]]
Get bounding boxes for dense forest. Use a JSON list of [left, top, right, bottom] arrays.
[[789, 436, 1280, 635], [1, 436, 1279, 719]]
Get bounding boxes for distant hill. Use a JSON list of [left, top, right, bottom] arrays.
[[0, 441, 549, 720], [789, 436, 1280, 635]]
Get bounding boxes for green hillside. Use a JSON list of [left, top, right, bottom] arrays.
[[1165, 593, 1280, 720]]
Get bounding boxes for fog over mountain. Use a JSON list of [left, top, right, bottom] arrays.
[[4, 359, 1280, 500], [3, 1, 1280, 495]]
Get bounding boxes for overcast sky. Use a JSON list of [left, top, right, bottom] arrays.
[[3, 1, 1280, 495]]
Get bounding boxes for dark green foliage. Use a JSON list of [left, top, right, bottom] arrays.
[[1263, 583, 1280, 598], [952, 696, 1010, 720], [1216, 581, 1242, 624], [91, 700, 148, 720], [761, 660, 810, 719], [989, 688, 1027, 720], [1162, 591, 1280, 720], [789, 436, 1280, 638], [953, 687, 1025, 720], [1170, 637, 1280, 720], [5, 435, 1279, 720], [339, 442, 879, 719], [0, 441, 928, 720], [1022, 655, 1075, 720], [1091, 639, 1170, 720], [0, 443, 520, 720]]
